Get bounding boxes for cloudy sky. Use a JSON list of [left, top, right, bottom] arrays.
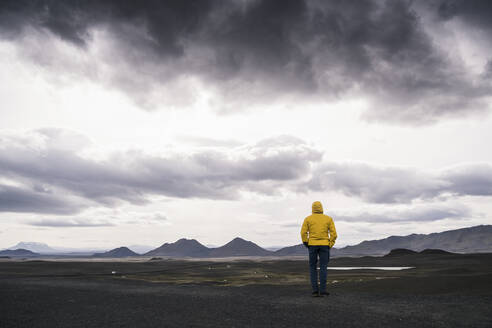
[[1, 0, 492, 250]]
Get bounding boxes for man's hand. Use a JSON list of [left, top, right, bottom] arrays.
[[303, 242, 309, 248]]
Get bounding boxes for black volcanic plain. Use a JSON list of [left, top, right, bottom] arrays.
[[1, 251, 491, 327]]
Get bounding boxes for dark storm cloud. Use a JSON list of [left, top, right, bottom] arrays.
[[0, 130, 321, 214], [0, 184, 87, 214], [443, 164, 492, 197], [437, 0, 492, 30], [1, 0, 491, 123], [484, 60, 492, 80], [306, 162, 492, 203], [0, 0, 216, 48]]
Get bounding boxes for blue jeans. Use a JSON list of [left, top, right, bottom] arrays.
[[308, 245, 330, 293]]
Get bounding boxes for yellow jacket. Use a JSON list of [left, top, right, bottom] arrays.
[[300, 201, 337, 247]]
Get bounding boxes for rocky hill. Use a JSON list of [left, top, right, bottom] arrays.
[[145, 238, 211, 257], [93, 247, 139, 258], [145, 237, 274, 257], [274, 243, 306, 256], [208, 237, 272, 257]]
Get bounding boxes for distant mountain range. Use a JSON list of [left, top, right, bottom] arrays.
[[143, 225, 492, 258], [145, 237, 272, 257], [333, 224, 492, 257], [3, 225, 491, 258], [3, 241, 146, 255], [0, 249, 39, 257], [275, 225, 492, 257], [7, 242, 56, 253]]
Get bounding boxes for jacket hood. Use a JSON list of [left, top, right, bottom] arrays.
[[312, 201, 323, 214]]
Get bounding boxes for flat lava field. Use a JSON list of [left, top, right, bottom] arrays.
[[1, 252, 492, 327]]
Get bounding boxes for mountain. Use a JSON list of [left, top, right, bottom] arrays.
[[145, 237, 273, 257], [93, 247, 139, 258], [145, 238, 211, 257], [274, 243, 306, 256], [208, 237, 272, 257], [275, 225, 492, 257], [336, 225, 492, 256], [0, 249, 40, 257], [5, 242, 108, 255], [7, 242, 56, 253]]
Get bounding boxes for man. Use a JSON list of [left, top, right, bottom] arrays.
[[300, 201, 337, 297]]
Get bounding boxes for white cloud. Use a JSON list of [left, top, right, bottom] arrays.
[[27, 218, 114, 228]]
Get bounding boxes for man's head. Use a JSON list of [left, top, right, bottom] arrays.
[[312, 201, 323, 214]]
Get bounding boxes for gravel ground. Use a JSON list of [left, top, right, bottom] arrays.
[[1, 256, 491, 328], [1, 275, 491, 327]]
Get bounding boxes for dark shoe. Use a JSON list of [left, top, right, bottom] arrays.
[[311, 291, 320, 297], [320, 291, 330, 296]]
